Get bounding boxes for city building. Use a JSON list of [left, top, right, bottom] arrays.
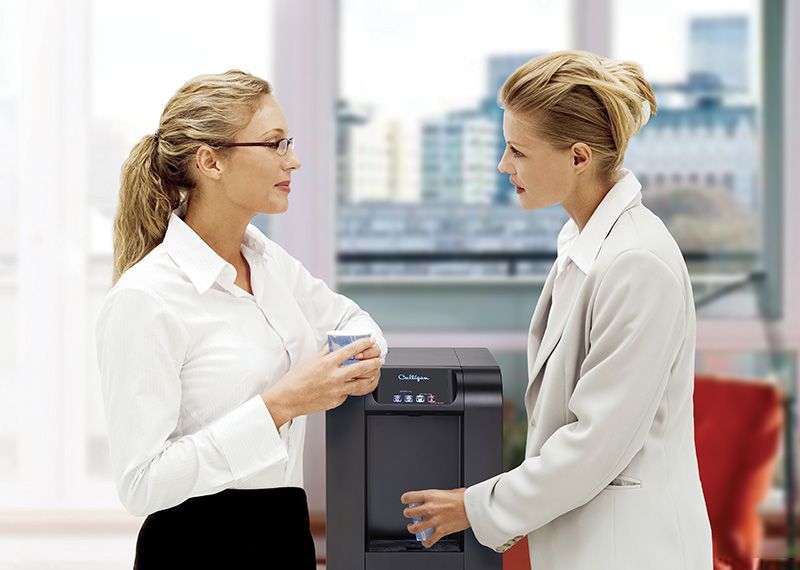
[[337, 101, 419, 204], [480, 54, 542, 205], [627, 87, 758, 212], [689, 15, 749, 94], [421, 110, 497, 204]]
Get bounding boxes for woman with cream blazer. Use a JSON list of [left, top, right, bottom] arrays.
[[400, 51, 713, 570], [465, 173, 713, 569]]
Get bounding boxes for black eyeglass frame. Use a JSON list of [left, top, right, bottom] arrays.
[[211, 137, 295, 156]]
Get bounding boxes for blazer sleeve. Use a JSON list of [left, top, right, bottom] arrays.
[[463, 249, 688, 549], [96, 286, 289, 517], [270, 241, 389, 359]]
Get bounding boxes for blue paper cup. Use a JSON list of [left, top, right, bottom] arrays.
[[326, 330, 373, 366], [409, 502, 433, 542]]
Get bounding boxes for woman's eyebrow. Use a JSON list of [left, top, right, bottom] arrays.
[[259, 127, 286, 137]]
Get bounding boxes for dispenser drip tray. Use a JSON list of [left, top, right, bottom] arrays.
[[368, 538, 462, 552]]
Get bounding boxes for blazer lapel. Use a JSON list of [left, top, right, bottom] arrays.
[[526, 263, 558, 377], [524, 264, 586, 416]]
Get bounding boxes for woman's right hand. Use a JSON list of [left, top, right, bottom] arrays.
[[261, 337, 382, 428]]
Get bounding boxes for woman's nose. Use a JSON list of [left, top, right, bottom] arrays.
[[497, 148, 514, 175], [283, 150, 301, 171]]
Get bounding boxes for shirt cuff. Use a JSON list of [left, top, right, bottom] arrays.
[[208, 394, 289, 481]]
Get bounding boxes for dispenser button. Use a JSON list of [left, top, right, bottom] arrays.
[[427, 395, 436, 404], [403, 395, 414, 403], [415, 394, 425, 403], [392, 394, 402, 403]]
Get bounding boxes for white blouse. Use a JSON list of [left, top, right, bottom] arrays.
[[96, 205, 388, 517]]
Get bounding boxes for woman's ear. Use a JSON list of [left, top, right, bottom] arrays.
[[570, 142, 592, 174], [195, 145, 224, 180]]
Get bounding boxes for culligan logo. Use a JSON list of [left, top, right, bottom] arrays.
[[397, 373, 431, 382]]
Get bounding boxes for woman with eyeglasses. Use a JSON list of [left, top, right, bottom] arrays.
[[96, 70, 387, 569], [401, 51, 712, 569]]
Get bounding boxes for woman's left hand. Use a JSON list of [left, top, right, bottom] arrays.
[[401, 488, 471, 548]]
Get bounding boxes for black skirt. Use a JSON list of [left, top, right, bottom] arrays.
[[133, 486, 316, 569]]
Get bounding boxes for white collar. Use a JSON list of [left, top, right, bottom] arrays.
[[162, 200, 268, 294], [556, 169, 642, 275]]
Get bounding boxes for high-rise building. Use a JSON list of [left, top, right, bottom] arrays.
[[689, 16, 749, 94], [386, 119, 420, 204], [337, 101, 371, 204], [349, 119, 392, 203], [337, 101, 420, 204], [421, 110, 497, 205], [485, 54, 541, 102], [481, 54, 542, 204]]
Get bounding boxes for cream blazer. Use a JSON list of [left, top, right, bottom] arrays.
[[464, 192, 713, 570]]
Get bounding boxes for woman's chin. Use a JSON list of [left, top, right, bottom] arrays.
[[260, 198, 289, 215], [517, 192, 537, 210], [518, 192, 555, 211]]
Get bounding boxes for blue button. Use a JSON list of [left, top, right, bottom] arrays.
[[403, 395, 414, 403], [392, 394, 402, 403]]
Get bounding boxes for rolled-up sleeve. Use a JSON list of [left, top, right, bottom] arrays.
[[272, 243, 388, 358], [464, 249, 687, 549], [96, 286, 289, 517]]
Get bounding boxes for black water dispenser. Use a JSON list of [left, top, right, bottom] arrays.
[[326, 347, 503, 570]]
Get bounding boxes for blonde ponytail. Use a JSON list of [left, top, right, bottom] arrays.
[[112, 133, 182, 283]]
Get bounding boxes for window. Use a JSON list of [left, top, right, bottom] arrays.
[[615, 0, 767, 320], [338, 0, 572, 331], [339, 0, 775, 328]]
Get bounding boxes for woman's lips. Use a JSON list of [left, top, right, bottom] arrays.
[[515, 186, 526, 194]]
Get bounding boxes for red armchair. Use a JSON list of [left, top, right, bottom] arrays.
[[694, 375, 784, 570]]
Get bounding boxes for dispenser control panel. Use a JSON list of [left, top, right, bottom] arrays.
[[375, 368, 455, 405]]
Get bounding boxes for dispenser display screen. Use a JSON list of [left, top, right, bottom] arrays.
[[375, 368, 455, 405]]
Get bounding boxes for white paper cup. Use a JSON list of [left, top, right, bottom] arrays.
[[326, 330, 373, 365]]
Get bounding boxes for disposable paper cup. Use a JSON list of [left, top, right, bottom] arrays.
[[409, 503, 433, 542], [326, 330, 373, 365]]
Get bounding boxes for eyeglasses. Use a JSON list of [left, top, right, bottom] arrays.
[[213, 137, 295, 156]]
